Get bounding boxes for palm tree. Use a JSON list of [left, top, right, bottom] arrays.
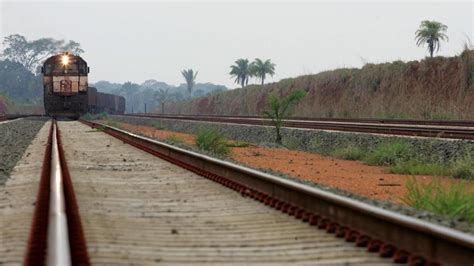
[[415, 20, 449, 58], [181, 69, 198, 98], [250, 58, 276, 86], [229, 59, 251, 88]]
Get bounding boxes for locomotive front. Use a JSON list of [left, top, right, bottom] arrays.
[[42, 53, 90, 118]]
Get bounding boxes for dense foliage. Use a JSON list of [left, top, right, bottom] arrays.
[[0, 60, 42, 104]]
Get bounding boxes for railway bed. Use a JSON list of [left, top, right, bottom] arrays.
[[126, 114, 474, 140], [1, 119, 473, 264]]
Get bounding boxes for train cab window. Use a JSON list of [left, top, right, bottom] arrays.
[[79, 64, 87, 75], [44, 64, 53, 75]]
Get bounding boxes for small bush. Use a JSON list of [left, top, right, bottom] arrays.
[[390, 160, 450, 176], [403, 178, 474, 223], [282, 136, 302, 149], [331, 146, 365, 160], [196, 128, 230, 155], [165, 135, 184, 144], [151, 121, 165, 130], [106, 120, 119, 128], [451, 156, 474, 180], [81, 112, 108, 120], [365, 141, 414, 166]]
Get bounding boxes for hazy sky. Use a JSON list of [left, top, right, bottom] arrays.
[[0, 1, 472, 88]]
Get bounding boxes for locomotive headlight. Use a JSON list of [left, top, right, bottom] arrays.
[[61, 55, 69, 66]]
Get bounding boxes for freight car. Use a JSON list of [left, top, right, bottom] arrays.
[[42, 52, 125, 118]]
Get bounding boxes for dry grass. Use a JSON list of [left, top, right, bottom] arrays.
[[166, 50, 474, 120]]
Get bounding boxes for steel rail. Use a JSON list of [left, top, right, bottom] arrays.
[[47, 122, 71, 266], [126, 114, 474, 140], [81, 119, 474, 265], [24, 120, 89, 266], [130, 113, 474, 127]]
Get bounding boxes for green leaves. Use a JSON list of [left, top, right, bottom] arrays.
[[264, 90, 307, 144], [250, 58, 276, 86], [2, 34, 84, 73], [181, 69, 198, 97], [403, 178, 474, 223], [229, 59, 251, 88], [415, 20, 449, 57], [230, 58, 276, 87]]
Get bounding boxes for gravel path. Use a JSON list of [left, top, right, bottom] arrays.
[[0, 118, 48, 185]]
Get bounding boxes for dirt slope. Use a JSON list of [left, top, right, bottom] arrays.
[[166, 50, 474, 119]]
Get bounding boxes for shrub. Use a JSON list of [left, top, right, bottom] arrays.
[[403, 178, 474, 223], [81, 112, 108, 120], [364, 141, 414, 166], [165, 134, 184, 144], [151, 121, 165, 130], [331, 146, 365, 160], [451, 156, 474, 180], [390, 160, 450, 176], [282, 136, 303, 149], [196, 128, 230, 155]]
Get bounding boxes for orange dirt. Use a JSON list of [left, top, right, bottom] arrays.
[[106, 121, 473, 203]]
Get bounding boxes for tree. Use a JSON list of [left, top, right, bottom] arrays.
[[154, 87, 170, 113], [0, 60, 42, 103], [415, 20, 449, 58], [120, 82, 141, 113], [1, 34, 84, 73], [250, 58, 276, 86], [263, 90, 307, 144], [229, 59, 251, 88], [181, 69, 198, 98]]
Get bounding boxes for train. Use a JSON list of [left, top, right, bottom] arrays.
[[42, 52, 125, 118]]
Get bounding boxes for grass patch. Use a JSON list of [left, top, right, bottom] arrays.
[[165, 134, 184, 144], [331, 146, 365, 160], [403, 178, 474, 223], [81, 112, 108, 120], [282, 136, 303, 149], [151, 121, 165, 130], [196, 128, 230, 156], [390, 161, 450, 176], [451, 156, 474, 180], [364, 141, 414, 166]]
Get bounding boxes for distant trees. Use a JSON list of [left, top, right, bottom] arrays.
[[154, 87, 170, 113], [1, 34, 84, 73], [181, 69, 198, 98], [230, 59, 252, 88], [264, 90, 306, 144], [250, 58, 276, 86], [415, 20, 449, 58], [0, 60, 42, 103], [230, 58, 276, 88]]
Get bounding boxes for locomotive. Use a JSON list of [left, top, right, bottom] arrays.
[[42, 53, 125, 118]]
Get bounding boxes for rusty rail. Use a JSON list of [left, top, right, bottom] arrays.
[[81, 119, 474, 265], [126, 114, 474, 140], [130, 113, 474, 127], [24, 120, 89, 266]]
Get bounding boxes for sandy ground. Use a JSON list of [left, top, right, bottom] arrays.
[[110, 122, 473, 204]]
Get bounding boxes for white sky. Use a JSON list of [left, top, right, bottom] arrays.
[[1, 1, 472, 88]]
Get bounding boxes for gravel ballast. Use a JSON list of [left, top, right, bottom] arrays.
[[0, 118, 48, 185], [111, 115, 474, 163], [108, 115, 474, 233]]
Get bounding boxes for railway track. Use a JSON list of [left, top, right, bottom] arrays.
[[80, 119, 473, 264], [1, 119, 473, 264], [126, 114, 474, 140]]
